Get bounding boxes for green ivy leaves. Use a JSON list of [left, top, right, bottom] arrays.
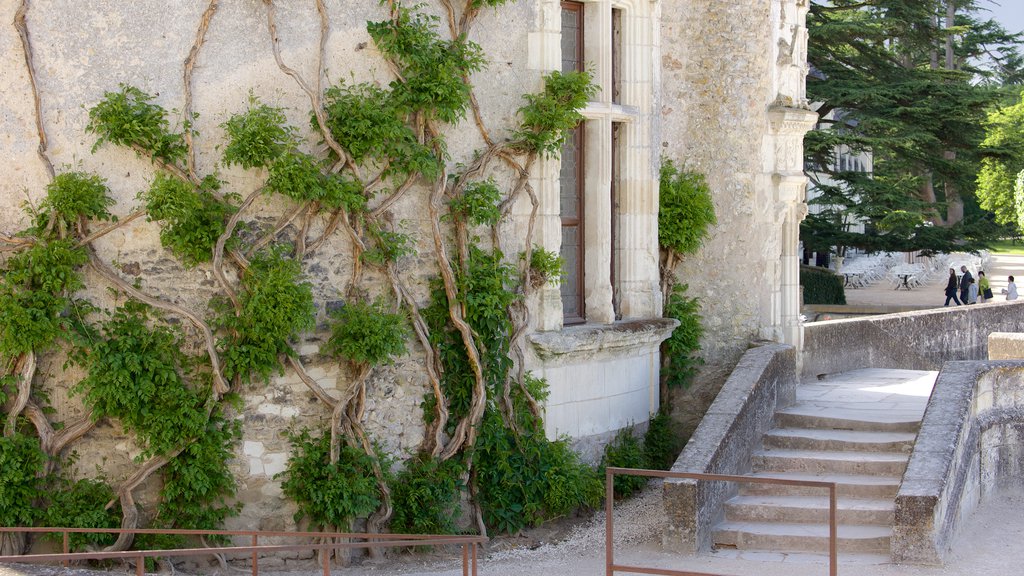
[[72, 302, 208, 458], [515, 70, 597, 156], [87, 84, 188, 165], [325, 299, 409, 366], [214, 246, 315, 383], [278, 429, 382, 530], [142, 173, 234, 266], [658, 160, 717, 255]]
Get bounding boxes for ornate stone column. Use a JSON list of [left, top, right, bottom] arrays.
[[767, 107, 817, 349]]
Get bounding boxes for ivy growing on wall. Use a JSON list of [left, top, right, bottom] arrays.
[[0, 0, 679, 559], [658, 159, 717, 390]]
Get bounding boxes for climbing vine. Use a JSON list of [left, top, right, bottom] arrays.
[[0, 0, 622, 559], [658, 159, 717, 390]]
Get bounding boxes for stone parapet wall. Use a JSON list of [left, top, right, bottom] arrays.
[[802, 301, 1024, 381], [662, 343, 797, 553], [893, 361, 1024, 564]]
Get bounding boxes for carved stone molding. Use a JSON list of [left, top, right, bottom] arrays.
[[767, 105, 818, 135], [529, 318, 679, 363]]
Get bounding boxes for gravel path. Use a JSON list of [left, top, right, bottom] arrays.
[[4, 486, 1023, 576]]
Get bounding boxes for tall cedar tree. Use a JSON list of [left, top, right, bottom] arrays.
[[803, 0, 1022, 256]]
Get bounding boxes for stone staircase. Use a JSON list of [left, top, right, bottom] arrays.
[[711, 369, 934, 557]]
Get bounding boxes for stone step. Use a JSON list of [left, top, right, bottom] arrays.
[[723, 494, 895, 525], [712, 521, 892, 554], [738, 472, 902, 500], [775, 407, 921, 433], [752, 449, 909, 477], [763, 428, 917, 453]]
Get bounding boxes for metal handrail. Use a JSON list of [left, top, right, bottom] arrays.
[[605, 467, 838, 576], [0, 527, 486, 576]]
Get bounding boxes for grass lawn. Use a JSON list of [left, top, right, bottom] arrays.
[[987, 239, 1024, 255]]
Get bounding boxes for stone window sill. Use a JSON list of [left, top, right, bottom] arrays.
[[529, 318, 679, 362]]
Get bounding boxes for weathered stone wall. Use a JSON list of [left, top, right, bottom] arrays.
[[803, 301, 1024, 381], [892, 362, 1024, 565], [659, 0, 814, 434], [661, 0, 776, 362], [0, 0, 715, 531], [0, 0, 539, 532]]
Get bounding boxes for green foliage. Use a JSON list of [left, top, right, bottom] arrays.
[[368, 4, 486, 123], [34, 172, 115, 236], [642, 409, 681, 471], [600, 428, 647, 498], [324, 173, 368, 213], [0, 238, 88, 357], [4, 238, 88, 295], [803, 2, 1019, 254], [155, 408, 240, 535], [321, 81, 441, 179], [662, 284, 703, 389], [214, 245, 316, 383], [361, 222, 416, 266], [514, 70, 597, 155], [267, 152, 325, 202], [72, 301, 207, 457], [87, 84, 187, 165], [222, 96, 295, 169], [324, 299, 409, 366], [978, 92, 1024, 229], [44, 478, 121, 551], [422, 242, 600, 534], [0, 432, 47, 527], [448, 180, 502, 227], [422, 246, 517, 424], [526, 246, 564, 288], [658, 160, 716, 256], [266, 152, 368, 211], [389, 454, 465, 535], [800, 265, 846, 305], [474, 408, 602, 534], [278, 429, 382, 530], [142, 173, 234, 266]]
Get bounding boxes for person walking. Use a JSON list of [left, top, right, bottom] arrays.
[[944, 268, 962, 306], [959, 265, 973, 305], [1003, 276, 1019, 301], [979, 271, 992, 303], [968, 278, 979, 304]]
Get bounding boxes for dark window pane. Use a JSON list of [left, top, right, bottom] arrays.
[[561, 2, 583, 73], [561, 225, 581, 318], [560, 124, 584, 322]]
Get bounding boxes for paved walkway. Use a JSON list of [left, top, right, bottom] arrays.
[[842, 252, 1024, 309]]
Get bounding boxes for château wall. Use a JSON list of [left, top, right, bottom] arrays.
[[0, 0, 811, 530]]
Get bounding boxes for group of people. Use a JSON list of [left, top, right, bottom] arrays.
[[944, 265, 1018, 306]]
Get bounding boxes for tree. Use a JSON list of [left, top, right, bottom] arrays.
[[977, 91, 1024, 228], [803, 0, 1022, 256]]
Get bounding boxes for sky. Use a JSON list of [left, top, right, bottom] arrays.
[[982, 0, 1024, 34]]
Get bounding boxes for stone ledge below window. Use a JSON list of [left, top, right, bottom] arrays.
[[528, 318, 679, 363]]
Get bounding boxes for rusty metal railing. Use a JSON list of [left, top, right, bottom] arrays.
[[605, 467, 838, 576], [0, 527, 485, 576]]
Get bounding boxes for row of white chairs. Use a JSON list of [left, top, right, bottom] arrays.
[[837, 251, 990, 290]]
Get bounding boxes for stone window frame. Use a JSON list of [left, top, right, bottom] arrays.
[[530, 0, 661, 333]]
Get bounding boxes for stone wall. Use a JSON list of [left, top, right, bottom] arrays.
[[659, 0, 815, 432], [802, 301, 1024, 381], [892, 361, 1024, 564], [0, 0, 712, 531]]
